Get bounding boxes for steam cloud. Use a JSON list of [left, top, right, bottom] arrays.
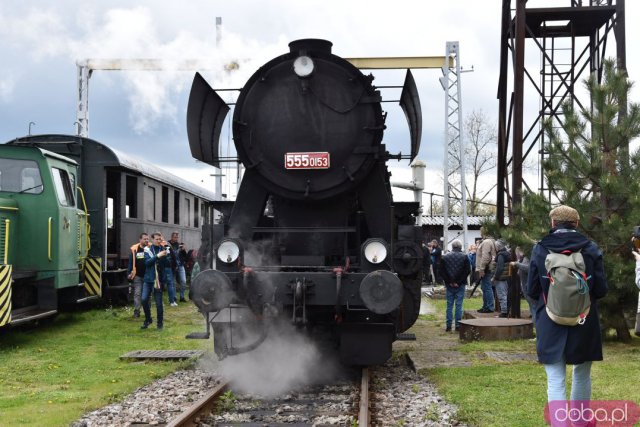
[[0, 5, 285, 134], [198, 319, 343, 397]]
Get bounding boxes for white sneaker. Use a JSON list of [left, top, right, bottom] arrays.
[[170, 302, 178, 307]]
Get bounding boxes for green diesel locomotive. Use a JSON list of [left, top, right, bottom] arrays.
[[0, 144, 93, 326], [0, 135, 216, 327]]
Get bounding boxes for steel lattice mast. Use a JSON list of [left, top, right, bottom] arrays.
[[441, 41, 468, 251]]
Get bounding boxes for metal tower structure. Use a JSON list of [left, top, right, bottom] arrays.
[[496, 0, 626, 224], [440, 41, 468, 251]]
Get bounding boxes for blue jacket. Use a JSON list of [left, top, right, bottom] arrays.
[[143, 244, 172, 284], [527, 227, 608, 364], [467, 252, 476, 272]]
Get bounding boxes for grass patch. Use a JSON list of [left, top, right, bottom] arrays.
[[0, 299, 208, 427], [420, 295, 640, 427]]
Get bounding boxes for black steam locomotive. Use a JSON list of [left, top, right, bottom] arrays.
[[187, 39, 424, 365]]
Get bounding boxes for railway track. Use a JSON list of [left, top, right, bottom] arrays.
[[168, 367, 371, 426]]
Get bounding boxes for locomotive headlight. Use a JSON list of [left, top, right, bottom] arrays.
[[363, 239, 388, 265], [217, 239, 241, 264], [293, 55, 315, 77]]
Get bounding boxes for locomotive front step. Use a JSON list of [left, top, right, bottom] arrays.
[[9, 306, 58, 326]]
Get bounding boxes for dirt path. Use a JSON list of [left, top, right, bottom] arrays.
[[393, 296, 473, 369]]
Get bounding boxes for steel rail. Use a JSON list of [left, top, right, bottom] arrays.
[[166, 379, 229, 427], [359, 367, 370, 426]]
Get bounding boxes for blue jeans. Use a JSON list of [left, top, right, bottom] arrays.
[[142, 281, 164, 326], [494, 280, 508, 314], [544, 360, 593, 427], [480, 274, 495, 311], [446, 284, 466, 328], [164, 267, 176, 303], [175, 265, 186, 299]]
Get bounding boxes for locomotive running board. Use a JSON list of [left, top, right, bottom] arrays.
[[8, 307, 58, 326], [186, 72, 230, 168], [399, 69, 422, 161]]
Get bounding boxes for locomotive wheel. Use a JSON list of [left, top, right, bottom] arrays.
[[392, 276, 422, 333]]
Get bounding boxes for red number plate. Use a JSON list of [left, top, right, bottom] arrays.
[[284, 152, 330, 169]]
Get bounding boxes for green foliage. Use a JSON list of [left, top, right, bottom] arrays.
[[217, 390, 237, 412], [491, 59, 640, 339], [424, 402, 440, 422]]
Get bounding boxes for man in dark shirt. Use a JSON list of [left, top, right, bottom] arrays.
[[430, 239, 443, 284], [168, 232, 188, 302], [127, 233, 149, 318], [440, 240, 471, 331]]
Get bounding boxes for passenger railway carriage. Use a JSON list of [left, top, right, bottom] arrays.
[[0, 134, 215, 327]]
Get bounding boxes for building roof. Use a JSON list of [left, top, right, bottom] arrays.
[[421, 215, 492, 227]]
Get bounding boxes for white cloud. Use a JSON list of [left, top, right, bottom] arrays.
[[0, 76, 14, 102]]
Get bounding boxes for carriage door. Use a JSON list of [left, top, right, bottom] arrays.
[[105, 170, 121, 269]]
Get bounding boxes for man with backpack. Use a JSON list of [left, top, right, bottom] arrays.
[[527, 205, 607, 425]]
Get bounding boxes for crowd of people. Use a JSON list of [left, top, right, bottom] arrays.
[[126, 231, 195, 330]]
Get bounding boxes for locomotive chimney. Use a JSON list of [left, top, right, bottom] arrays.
[[288, 39, 332, 55]]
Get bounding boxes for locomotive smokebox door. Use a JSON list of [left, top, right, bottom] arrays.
[[359, 270, 403, 314]]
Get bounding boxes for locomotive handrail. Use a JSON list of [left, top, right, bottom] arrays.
[[3, 219, 9, 264], [252, 226, 356, 233], [76, 186, 91, 257], [48, 217, 52, 261], [0, 206, 19, 211]]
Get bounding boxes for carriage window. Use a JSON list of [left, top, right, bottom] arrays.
[[146, 186, 156, 221], [0, 158, 43, 194], [194, 197, 199, 228], [107, 197, 114, 228], [174, 190, 180, 224], [161, 186, 169, 223], [51, 167, 75, 206], [70, 173, 76, 195], [126, 176, 137, 219], [185, 197, 191, 227]]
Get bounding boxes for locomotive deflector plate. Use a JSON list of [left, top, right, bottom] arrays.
[[187, 72, 230, 168], [399, 69, 422, 160]]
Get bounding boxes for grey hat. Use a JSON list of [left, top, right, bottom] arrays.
[[495, 239, 507, 251]]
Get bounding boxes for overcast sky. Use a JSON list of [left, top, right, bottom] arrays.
[[1, 1, 637, 202]]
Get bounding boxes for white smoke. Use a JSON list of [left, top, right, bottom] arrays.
[[0, 5, 284, 134], [198, 320, 342, 397]]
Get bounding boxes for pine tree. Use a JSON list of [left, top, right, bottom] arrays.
[[495, 59, 640, 341]]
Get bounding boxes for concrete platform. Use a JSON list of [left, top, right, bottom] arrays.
[[458, 317, 534, 342]]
